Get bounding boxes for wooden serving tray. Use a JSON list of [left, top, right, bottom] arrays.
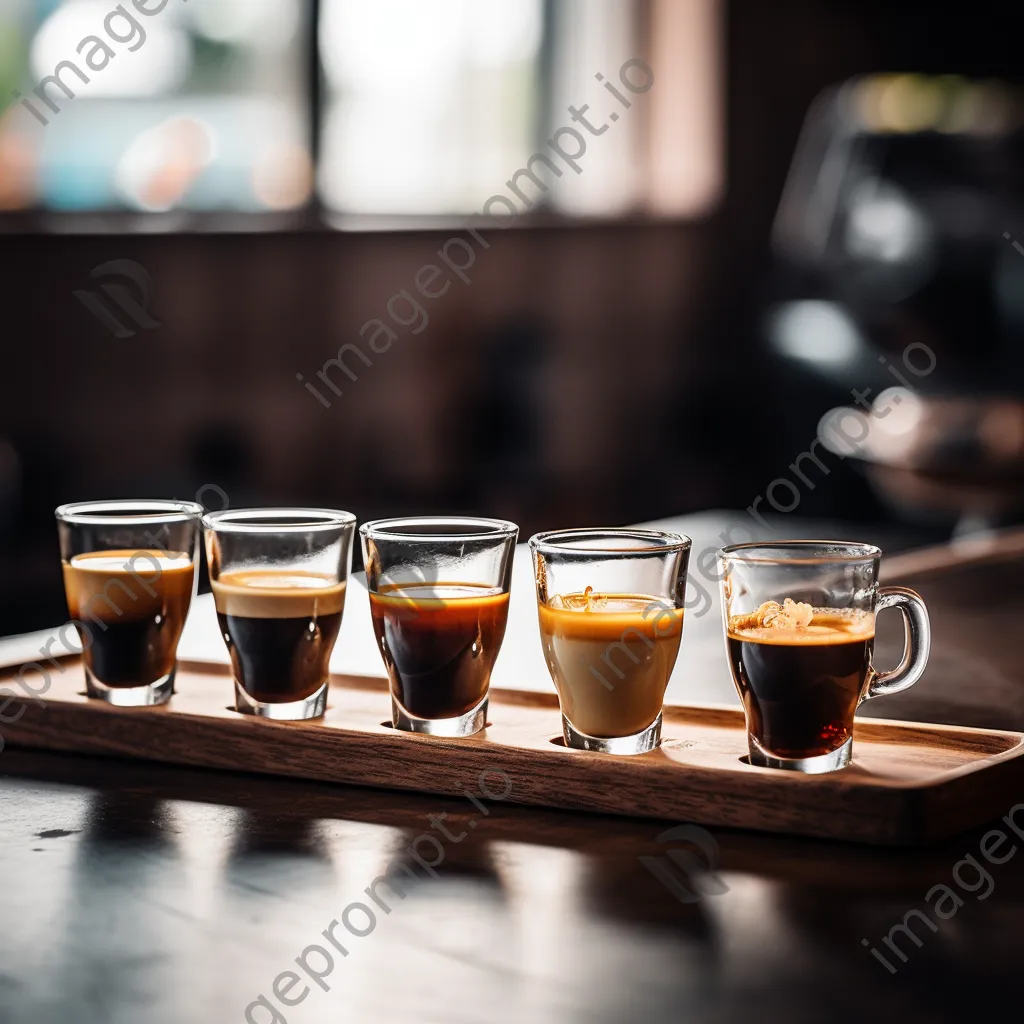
[[2, 657, 1022, 846]]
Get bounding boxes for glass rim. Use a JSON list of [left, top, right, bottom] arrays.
[[359, 516, 519, 543], [529, 527, 692, 556], [718, 539, 883, 564], [203, 507, 356, 533], [55, 499, 204, 526]]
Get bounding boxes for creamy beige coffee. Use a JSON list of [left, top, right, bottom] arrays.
[[538, 592, 683, 738]]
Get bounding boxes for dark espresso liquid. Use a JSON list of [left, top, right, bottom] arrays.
[[727, 601, 874, 759], [63, 550, 195, 687], [369, 583, 510, 720], [213, 571, 346, 704]]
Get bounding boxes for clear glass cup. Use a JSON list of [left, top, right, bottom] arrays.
[[529, 528, 691, 754], [203, 508, 356, 720], [719, 540, 931, 773], [360, 516, 518, 736], [55, 499, 203, 706]]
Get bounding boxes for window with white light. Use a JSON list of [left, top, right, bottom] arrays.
[[0, 0, 724, 222], [318, 0, 544, 217]]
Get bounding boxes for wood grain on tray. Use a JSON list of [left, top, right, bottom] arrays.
[[1, 658, 1022, 846]]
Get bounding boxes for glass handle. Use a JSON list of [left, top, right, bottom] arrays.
[[864, 586, 931, 701]]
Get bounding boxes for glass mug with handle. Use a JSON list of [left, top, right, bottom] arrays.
[[719, 541, 931, 773]]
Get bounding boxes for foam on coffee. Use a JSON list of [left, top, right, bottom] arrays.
[[212, 570, 346, 618], [728, 598, 874, 645]]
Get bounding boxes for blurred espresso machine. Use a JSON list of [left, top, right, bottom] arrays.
[[766, 74, 1024, 534]]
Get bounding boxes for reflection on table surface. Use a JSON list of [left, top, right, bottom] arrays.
[[2, 747, 1024, 1024]]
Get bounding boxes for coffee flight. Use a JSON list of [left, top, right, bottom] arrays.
[[55, 504, 932, 773]]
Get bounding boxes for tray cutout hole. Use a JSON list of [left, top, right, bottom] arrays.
[[380, 720, 494, 731], [549, 736, 598, 750], [225, 705, 338, 719]]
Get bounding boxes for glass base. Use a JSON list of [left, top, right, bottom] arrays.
[[234, 680, 328, 720], [391, 693, 487, 736], [562, 711, 662, 754], [85, 668, 174, 707], [747, 735, 853, 773]]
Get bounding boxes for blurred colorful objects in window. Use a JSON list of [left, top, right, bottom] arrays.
[[0, 0, 313, 213]]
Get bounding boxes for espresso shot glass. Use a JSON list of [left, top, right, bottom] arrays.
[[361, 517, 518, 737], [530, 529, 691, 755], [56, 499, 203, 707], [204, 509, 356, 720], [719, 541, 931, 774]]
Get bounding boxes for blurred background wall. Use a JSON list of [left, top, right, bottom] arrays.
[[0, 0, 1021, 631]]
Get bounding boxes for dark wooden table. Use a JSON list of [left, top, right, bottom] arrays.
[[2, 524, 1023, 1024]]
